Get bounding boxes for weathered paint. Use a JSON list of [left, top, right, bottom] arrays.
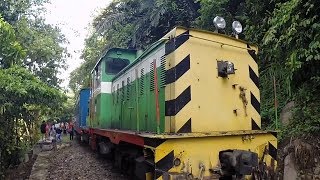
[[84, 27, 277, 179], [152, 132, 277, 179], [88, 127, 277, 179], [110, 45, 166, 132], [164, 27, 260, 133]]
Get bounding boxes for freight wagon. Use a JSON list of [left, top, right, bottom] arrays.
[[75, 88, 90, 142]]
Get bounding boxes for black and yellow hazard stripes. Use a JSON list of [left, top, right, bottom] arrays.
[[252, 118, 261, 130], [177, 118, 191, 133], [247, 47, 261, 130], [165, 86, 191, 117], [246, 43, 261, 130], [250, 92, 260, 114], [164, 28, 192, 133], [155, 150, 174, 179], [147, 131, 277, 180], [165, 30, 190, 55], [268, 141, 277, 160], [165, 55, 190, 85], [249, 66, 259, 88], [163, 27, 262, 133], [255, 139, 278, 176]]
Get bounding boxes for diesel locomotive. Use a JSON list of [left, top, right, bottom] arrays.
[[75, 18, 277, 180]]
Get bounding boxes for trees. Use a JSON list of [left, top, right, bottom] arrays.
[[0, 0, 48, 24], [0, 0, 70, 176], [0, 66, 65, 176], [71, 0, 319, 137], [93, 0, 199, 49], [196, 0, 320, 136], [69, 0, 199, 93], [263, 0, 320, 135], [15, 17, 68, 87], [68, 33, 106, 94], [0, 15, 25, 68], [1, 0, 68, 88]]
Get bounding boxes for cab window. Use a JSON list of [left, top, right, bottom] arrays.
[[105, 58, 130, 75]]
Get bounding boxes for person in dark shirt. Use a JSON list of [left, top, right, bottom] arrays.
[[40, 121, 46, 141], [68, 121, 74, 140], [55, 127, 62, 142]]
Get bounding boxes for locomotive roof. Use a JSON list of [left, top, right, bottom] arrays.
[[92, 27, 257, 80], [176, 26, 257, 47], [112, 27, 257, 80], [112, 39, 166, 80]]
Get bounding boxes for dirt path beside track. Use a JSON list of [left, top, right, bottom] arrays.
[[47, 140, 128, 180]]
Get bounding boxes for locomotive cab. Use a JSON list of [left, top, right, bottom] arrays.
[[89, 48, 139, 128]]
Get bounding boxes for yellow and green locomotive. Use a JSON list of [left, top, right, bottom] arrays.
[[76, 18, 277, 179]]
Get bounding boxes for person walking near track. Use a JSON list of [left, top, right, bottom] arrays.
[[55, 127, 62, 142], [68, 121, 74, 140], [40, 121, 46, 141]]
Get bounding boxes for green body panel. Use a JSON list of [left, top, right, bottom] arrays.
[[91, 45, 166, 133], [110, 67, 165, 132], [99, 93, 112, 128]]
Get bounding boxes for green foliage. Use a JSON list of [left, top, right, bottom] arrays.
[[260, 0, 320, 134], [263, 0, 320, 88], [0, 15, 26, 68], [0, 66, 64, 108], [0, 0, 49, 23], [1, 0, 68, 88], [49, 96, 75, 123], [281, 78, 320, 139], [196, 0, 231, 31], [0, 66, 66, 177], [69, 0, 199, 93], [0, 0, 70, 176], [93, 0, 198, 49], [71, 0, 320, 140], [15, 17, 69, 88]]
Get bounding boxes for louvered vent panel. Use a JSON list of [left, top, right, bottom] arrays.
[[127, 77, 130, 100], [160, 55, 166, 87], [140, 68, 144, 95], [116, 84, 119, 103], [112, 86, 115, 104], [121, 81, 125, 101], [150, 62, 155, 91]]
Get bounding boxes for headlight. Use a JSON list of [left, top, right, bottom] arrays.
[[226, 61, 235, 74], [213, 16, 226, 29], [232, 21, 242, 34]]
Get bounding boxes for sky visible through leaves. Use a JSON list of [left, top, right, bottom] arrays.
[[44, 0, 111, 88]]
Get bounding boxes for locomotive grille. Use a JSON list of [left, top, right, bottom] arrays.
[[127, 77, 130, 100], [150, 62, 155, 91], [116, 84, 119, 103], [150, 56, 166, 91], [121, 81, 124, 101], [140, 68, 144, 95], [160, 55, 166, 88]]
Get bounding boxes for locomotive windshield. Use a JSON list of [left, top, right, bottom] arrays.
[[105, 58, 130, 75]]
